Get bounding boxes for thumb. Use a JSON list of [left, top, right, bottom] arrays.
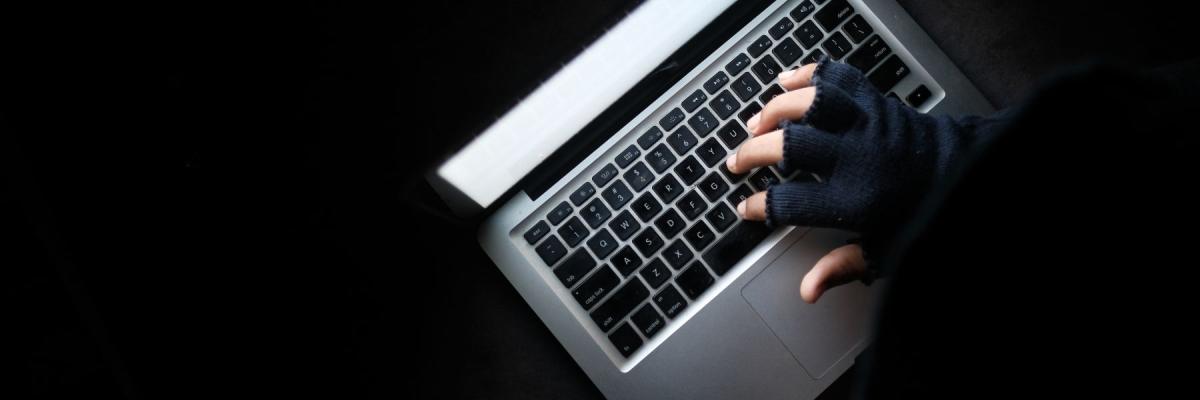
[[800, 244, 868, 304]]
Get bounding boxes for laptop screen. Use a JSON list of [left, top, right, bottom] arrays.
[[436, 0, 736, 209]]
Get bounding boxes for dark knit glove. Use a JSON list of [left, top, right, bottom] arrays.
[[766, 57, 1008, 254]]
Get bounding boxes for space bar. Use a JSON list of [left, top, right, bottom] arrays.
[[702, 221, 773, 276]]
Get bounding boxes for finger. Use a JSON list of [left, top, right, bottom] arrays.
[[725, 129, 782, 174], [736, 191, 767, 221], [747, 87, 816, 135], [800, 244, 868, 304], [778, 63, 817, 91]]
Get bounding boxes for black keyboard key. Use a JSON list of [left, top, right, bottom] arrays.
[[601, 180, 634, 210], [639, 258, 673, 289], [646, 143, 677, 174], [558, 216, 590, 247], [637, 127, 663, 150], [802, 49, 825, 65], [725, 53, 752, 76], [536, 235, 567, 266], [660, 107, 686, 131], [843, 14, 873, 43], [821, 31, 853, 60], [705, 203, 737, 233], [570, 182, 596, 206], [751, 55, 783, 84], [673, 155, 705, 185], [747, 35, 772, 58], [586, 228, 619, 260], [772, 37, 804, 66], [623, 161, 655, 192], [593, 163, 619, 188], [768, 17, 794, 40], [615, 144, 641, 169], [681, 89, 708, 113], [611, 246, 643, 277], [868, 55, 910, 92], [815, 0, 853, 31], [676, 261, 715, 300], [790, 0, 817, 22], [573, 265, 619, 310], [703, 71, 730, 95], [631, 303, 666, 338], [666, 126, 698, 156], [632, 228, 665, 258], [652, 174, 684, 204], [907, 84, 932, 107], [731, 72, 762, 102], [592, 278, 651, 332], [793, 20, 824, 49], [687, 108, 719, 137], [654, 285, 688, 319], [759, 84, 785, 106], [698, 172, 730, 202], [677, 191, 709, 220], [727, 184, 754, 208], [581, 198, 611, 229], [548, 201, 573, 225], [846, 34, 890, 72], [749, 168, 781, 191], [661, 240, 694, 270], [721, 164, 749, 184], [631, 191, 663, 222], [703, 221, 772, 275], [524, 220, 550, 245], [609, 323, 643, 357], [738, 102, 762, 125], [685, 222, 716, 251], [716, 121, 748, 149], [709, 90, 741, 120], [654, 208, 687, 239], [695, 138, 727, 167], [608, 210, 641, 240], [554, 249, 597, 288]]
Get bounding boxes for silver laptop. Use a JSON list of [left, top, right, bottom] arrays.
[[430, 1, 992, 398]]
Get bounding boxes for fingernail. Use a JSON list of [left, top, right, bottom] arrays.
[[737, 200, 747, 218], [747, 113, 760, 131], [778, 69, 795, 80], [725, 153, 738, 172]]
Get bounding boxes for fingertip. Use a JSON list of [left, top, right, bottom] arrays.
[[736, 200, 747, 218], [746, 113, 760, 132], [725, 153, 739, 173]]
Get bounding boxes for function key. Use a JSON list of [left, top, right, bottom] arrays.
[[570, 182, 596, 206], [725, 53, 752, 76], [660, 107, 686, 131], [768, 17, 795, 40], [637, 126, 663, 150], [593, 163, 619, 188], [682, 89, 708, 113], [615, 144, 642, 169], [747, 35, 772, 58], [703, 71, 730, 95], [547, 201, 573, 225], [790, 0, 817, 22]]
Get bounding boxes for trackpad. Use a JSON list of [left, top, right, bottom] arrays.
[[741, 228, 876, 379]]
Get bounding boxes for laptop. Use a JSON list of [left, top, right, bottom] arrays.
[[430, 0, 992, 398]]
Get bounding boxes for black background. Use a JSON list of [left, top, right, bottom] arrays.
[[4, 1, 1197, 399]]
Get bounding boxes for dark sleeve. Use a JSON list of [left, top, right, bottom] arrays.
[[764, 57, 1012, 266]]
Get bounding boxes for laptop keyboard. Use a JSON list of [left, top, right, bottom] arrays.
[[522, 0, 927, 360]]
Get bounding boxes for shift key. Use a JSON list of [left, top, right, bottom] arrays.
[[590, 279, 650, 332]]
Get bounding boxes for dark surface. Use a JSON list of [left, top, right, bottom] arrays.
[[3, 1, 1197, 399]]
